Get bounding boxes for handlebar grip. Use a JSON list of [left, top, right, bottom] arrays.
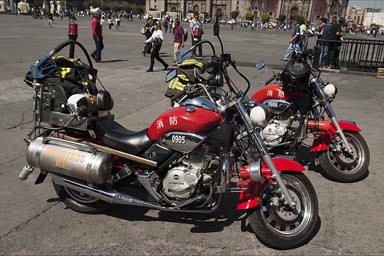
[[265, 77, 274, 85]]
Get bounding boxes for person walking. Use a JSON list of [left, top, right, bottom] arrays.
[[282, 18, 301, 61], [190, 13, 203, 57], [91, 11, 104, 63], [172, 18, 185, 66], [108, 15, 113, 30], [47, 12, 54, 27], [316, 17, 330, 67], [145, 22, 168, 72], [142, 16, 154, 56]]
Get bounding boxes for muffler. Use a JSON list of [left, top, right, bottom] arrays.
[[25, 136, 112, 184], [51, 174, 218, 213]]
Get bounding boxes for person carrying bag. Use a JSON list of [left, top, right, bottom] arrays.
[[144, 22, 168, 72]]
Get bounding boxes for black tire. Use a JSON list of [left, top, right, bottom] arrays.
[[318, 132, 370, 183], [53, 181, 110, 214], [249, 172, 318, 250]]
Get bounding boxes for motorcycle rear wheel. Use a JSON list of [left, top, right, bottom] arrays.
[[53, 181, 110, 214], [318, 132, 370, 183], [249, 172, 318, 250]]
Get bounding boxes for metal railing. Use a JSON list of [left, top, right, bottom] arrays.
[[315, 38, 384, 72]]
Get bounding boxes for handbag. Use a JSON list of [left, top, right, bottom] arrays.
[[153, 37, 163, 51]]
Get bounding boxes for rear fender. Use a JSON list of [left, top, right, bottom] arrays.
[[310, 120, 361, 153], [236, 158, 305, 210]]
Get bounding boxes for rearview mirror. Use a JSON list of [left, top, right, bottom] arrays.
[[165, 69, 177, 82], [256, 60, 265, 70], [214, 9, 222, 36]]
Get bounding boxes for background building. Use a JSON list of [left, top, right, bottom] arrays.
[[363, 8, 384, 26], [146, 0, 349, 23], [346, 5, 365, 25]]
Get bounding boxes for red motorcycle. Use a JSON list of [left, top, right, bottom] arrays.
[[251, 55, 370, 182], [19, 30, 318, 249]]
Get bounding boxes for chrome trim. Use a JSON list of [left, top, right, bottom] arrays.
[[249, 160, 262, 182]]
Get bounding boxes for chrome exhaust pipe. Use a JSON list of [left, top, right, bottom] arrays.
[[51, 174, 217, 213]]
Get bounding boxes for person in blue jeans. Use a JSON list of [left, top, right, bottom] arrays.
[[316, 17, 330, 67], [283, 18, 301, 61], [91, 11, 104, 63]]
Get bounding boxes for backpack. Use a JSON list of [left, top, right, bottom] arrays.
[[183, 27, 188, 41]]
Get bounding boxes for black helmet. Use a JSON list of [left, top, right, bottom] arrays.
[[281, 59, 311, 93]]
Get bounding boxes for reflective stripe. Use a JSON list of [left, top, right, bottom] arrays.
[[60, 67, 71, 78]]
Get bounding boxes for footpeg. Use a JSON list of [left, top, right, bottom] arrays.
[[19, 164, 34, 180]]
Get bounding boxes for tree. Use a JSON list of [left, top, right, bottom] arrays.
[[245, 11, 254, 21], [231, 10, 239, 20], [278, 14, 286, 23], [100, 5, 110, 12], [261, 13, 270, 24], [135, 6, 144, 15], [292, 14, 305, 25]]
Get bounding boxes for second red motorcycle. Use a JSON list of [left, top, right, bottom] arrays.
[[251, 57, 369, 183]]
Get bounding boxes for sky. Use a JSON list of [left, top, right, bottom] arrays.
[[348, 0, 384, 8]]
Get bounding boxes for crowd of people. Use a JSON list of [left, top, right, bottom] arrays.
[[140, 13, 203, 71], [83, 9, 378, 72], [316, 17, 344, 69], [281, 16, 344, 70]]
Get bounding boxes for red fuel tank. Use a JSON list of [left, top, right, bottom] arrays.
[[251, 84, 288, 102], [147, 106, 223, 141]]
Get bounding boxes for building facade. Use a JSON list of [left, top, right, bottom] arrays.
[[146, 0, 349, 23], [346, 6, 365, 26]]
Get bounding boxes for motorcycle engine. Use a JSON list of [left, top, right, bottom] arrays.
[[162, 147, 213, 199], [261, 120, 289, 146]]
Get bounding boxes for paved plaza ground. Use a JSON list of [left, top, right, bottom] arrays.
[[0, 14, 384, 255]]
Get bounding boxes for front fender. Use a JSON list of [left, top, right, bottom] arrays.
[[310, 120, 361, 152], [236, 158, 305, 210]]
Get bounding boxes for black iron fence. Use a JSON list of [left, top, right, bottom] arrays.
[[315, 38, 384, 72]]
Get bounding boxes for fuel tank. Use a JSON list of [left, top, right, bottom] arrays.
[[26, 137, 112, 184], [147, 106, 223, 141], [251, 84, 288, 103]]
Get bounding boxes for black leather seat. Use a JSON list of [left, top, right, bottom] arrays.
[[95, 119, 153, 155]]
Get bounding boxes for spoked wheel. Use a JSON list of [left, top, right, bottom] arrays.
[[318, 132, 370, 182], [53, 180, 110, 214], [249, 172, 318, 250]]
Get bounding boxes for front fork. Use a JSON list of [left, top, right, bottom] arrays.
[[235, 100, 297, 209], [312, 78, 354, 155], [325, 102, 354, 155]]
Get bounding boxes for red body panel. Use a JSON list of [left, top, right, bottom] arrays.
[[236, 158, 305, 210], [147, 106, 223, 141], [251, 84, 288, 102], [310, 120, 361, 152]]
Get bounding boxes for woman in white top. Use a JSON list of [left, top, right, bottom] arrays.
[[145, 22, 168, 72]]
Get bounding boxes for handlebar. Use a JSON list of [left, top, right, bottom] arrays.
[[264, 76, 275, 86], [177, 40, 216, 64]]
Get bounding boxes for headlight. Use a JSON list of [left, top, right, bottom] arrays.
[[323, 83, 336, 97], [250, 105, 269, 125]]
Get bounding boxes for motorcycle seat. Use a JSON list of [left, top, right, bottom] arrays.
[[95, 119, 153, 155]]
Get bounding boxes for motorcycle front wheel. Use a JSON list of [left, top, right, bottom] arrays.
[[53, 181, 110, 214], [318, 132, 370, 183], [249, 172, 318, 250]]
